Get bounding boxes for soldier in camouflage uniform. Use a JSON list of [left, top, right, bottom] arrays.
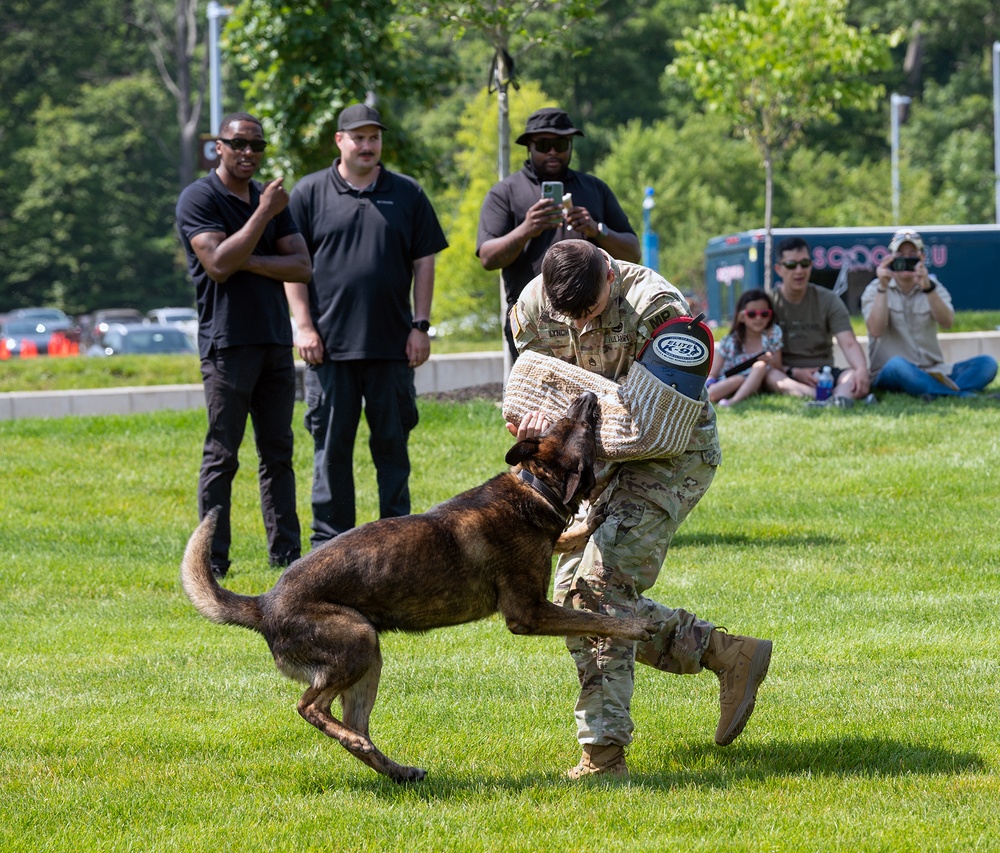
[[508, 240, 772, 779]]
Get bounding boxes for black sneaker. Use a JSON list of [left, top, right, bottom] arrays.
[[211, 564, 228, 580], [269, 555, 299, 569]]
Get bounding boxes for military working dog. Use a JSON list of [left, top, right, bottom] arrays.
[[181, 392, 658, 783]]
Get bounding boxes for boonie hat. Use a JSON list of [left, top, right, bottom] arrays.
[[889, 228, 925, 253], [515, 108, 585, 145], [338, 103, 387, 131]]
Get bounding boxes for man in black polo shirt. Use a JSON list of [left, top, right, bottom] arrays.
[[477, 107, 640, 361], [286, 104, 448, 546], [175, 112, 312, 577]]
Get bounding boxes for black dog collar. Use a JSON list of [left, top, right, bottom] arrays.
[[517, 468, 573, 527]]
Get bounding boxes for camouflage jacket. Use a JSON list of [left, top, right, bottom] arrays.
[[511, 257, 720, 457]]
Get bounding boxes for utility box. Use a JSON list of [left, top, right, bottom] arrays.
[[704, 224, 1000, 324]]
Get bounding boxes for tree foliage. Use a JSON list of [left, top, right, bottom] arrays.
[[0, 0, 997, 317], [8, 76, 187, 313], [224, 0, 441, 178], [670, 0, 897, 284]]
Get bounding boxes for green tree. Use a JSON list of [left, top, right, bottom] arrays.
[[223, 0, 442, 179], [433, 82, 553, 336], [598, 113, 764, 293], [670, 0, 896, 285], [8, 75, 188, 313]]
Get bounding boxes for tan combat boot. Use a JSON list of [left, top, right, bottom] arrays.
[[701, 629, 772, 746], [566, 743, 629, 780]]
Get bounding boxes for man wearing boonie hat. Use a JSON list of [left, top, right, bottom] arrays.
[[477, 107, 640, 361], [862, 228, 997, 398], [285, 103, 448, 545]]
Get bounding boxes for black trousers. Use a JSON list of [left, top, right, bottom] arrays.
[[198, 345, 301, 571], [303, 359, 418, 547]]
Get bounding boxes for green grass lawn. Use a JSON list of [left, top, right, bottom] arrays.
[[2, 390, 999, 851]]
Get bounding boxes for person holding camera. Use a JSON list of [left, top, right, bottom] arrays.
[[477, 108, 640, 361], [862, 228, 997, 399]]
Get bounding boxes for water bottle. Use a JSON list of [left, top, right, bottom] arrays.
[[816, 366, 834, 401]]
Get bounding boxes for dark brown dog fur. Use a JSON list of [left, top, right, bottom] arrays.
[[181, 392, 657, 783]]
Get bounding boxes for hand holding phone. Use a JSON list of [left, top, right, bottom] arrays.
[[540, 181, 565, 226]]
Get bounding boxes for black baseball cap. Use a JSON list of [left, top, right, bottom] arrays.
[[338, 104, 387, 131], [515, 108, 585, 146]]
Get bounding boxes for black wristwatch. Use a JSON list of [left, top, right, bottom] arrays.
[[411, 319, 430, 333], [922, 280, 937, 294]]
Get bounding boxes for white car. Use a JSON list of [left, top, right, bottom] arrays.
[[146, 307, 198, 344]]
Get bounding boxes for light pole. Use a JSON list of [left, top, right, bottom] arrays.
[[993, 41, 999, 223], [208, 2, 232, 137], [890, 93, 911, 226]]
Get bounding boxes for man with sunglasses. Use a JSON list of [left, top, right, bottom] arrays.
[[176, 112, 312, 578], [477, 108, 640, 361], [861, 229, 997, 398], [771, 236, 870, 405]]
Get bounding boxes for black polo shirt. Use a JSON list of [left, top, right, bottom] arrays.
[[175, 170, 298, 358], [288, 161, 448, 361], [476, 162, 637, 307]]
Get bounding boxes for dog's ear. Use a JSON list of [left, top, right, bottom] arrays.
[[560, 460, 596, 504], [505, 436, 541, 467]]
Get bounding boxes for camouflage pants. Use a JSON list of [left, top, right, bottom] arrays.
[[553, 449, 718, 746]]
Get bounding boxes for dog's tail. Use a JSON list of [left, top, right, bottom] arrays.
[[180, 507, 263, 632]]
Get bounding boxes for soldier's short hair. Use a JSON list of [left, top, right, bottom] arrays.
[[541, 240, 606, 319]]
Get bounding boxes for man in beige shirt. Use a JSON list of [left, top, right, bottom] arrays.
[[861, 228, 997, 398]]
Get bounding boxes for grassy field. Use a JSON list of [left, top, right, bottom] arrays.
[[2, 388, 999, 851]]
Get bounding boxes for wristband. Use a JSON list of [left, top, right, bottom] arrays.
[[705, 377, 718, 388], [922, 280, 936, 293]]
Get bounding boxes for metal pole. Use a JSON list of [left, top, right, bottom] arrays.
[[890, 93, 911, 226], [641, 187, 659, 271], [207, 2, 232, 136], [993, 41, 1000, 224]]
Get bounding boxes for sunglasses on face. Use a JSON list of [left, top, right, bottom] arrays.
[[219, 137, 268, 153], [743, 309, 772, 319], [780, 259, 812, 269], [531, 137, 572, 154]]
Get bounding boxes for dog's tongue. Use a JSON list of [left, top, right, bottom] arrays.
[[636, 313, 714, 399]]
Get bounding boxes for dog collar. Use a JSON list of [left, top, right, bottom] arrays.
[[517, 468, 574, 527]]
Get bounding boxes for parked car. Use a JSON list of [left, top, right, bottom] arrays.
[[1, 318, 66, 356], [10, 307, 74, 329], [79, 308, 145, 348], [87, 323, 197, 356], [146, 307, 198, 343]]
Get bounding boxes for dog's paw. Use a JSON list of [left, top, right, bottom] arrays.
[[631, 618, 660, 643], [391, 765, 427, 784]]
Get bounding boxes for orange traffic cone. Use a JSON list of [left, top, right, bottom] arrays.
[[0, 340, 9, 360], [20, 339, 38, 358]]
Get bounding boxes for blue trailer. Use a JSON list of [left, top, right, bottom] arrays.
[[704, 224, 1000, 324]]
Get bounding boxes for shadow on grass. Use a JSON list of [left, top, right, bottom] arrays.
[[671, 532, 838, 549], [292, 736, 983, 799]]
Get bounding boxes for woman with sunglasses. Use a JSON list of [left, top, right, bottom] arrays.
[[706, 289, 787, 407]]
